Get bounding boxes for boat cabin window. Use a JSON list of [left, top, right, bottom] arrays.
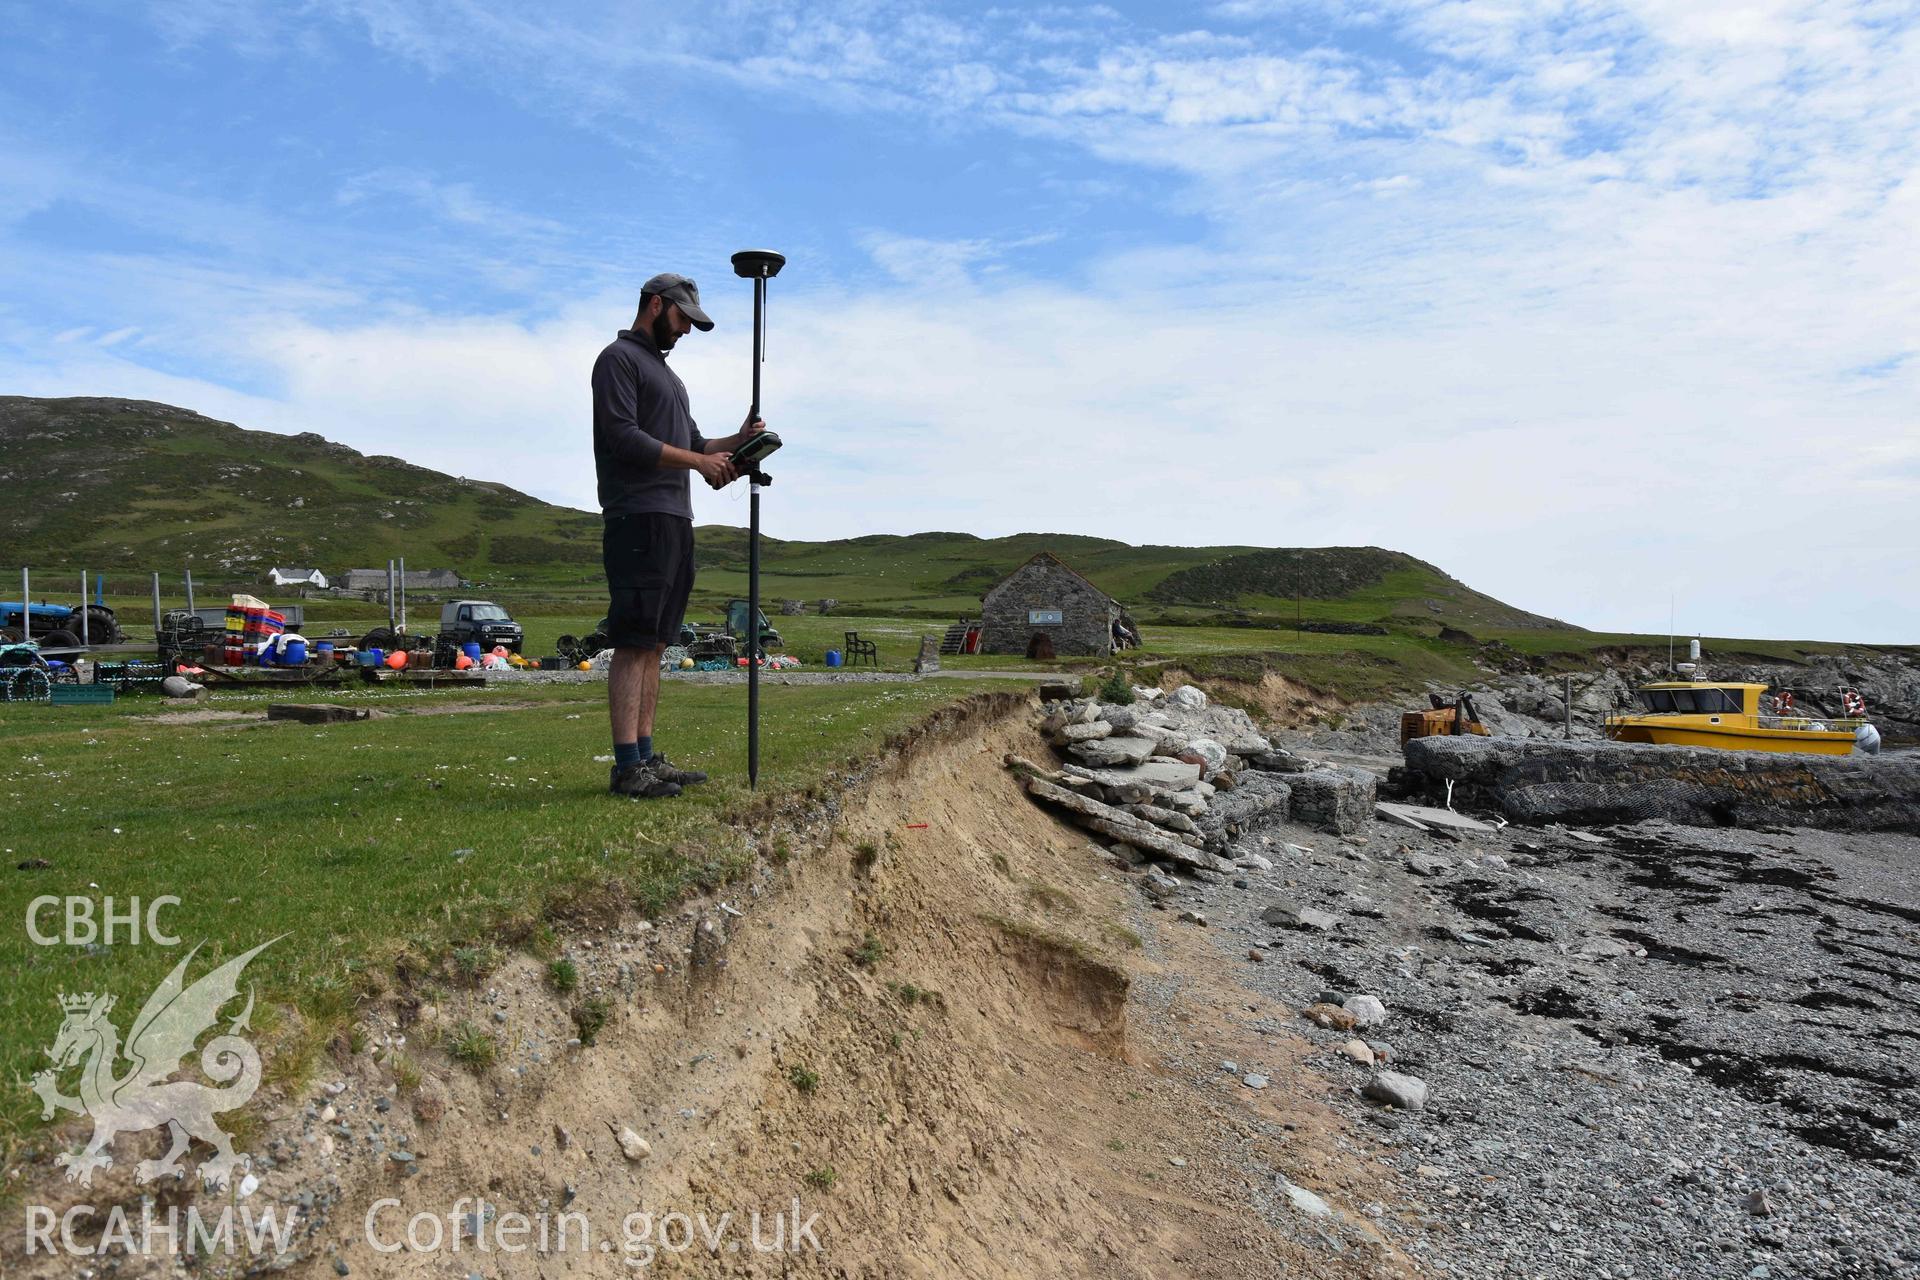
[[1637, 687, 1745, 713]]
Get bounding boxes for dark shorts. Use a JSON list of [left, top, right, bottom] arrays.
[[603, 513, 694, 649]]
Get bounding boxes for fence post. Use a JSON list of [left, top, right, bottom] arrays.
[[152, 572, 162, 638]]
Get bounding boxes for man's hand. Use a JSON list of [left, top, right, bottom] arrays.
[[695, 452, 739, 489], [739, 412, 767, 437]]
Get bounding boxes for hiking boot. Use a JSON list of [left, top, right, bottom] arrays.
[[647, 755, 708, 786], [609, 762, 680, 799]]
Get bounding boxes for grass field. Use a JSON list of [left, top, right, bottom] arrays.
[[0, 674, 1006, 1157]]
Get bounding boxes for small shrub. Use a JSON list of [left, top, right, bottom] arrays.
[[770, 837, 793, 867], [852, 840, 879, 873], [547, 957, 580, 994], [1097, 670, 1135, 705], [451, 945, 500, 984], [804, 1166, 837, 1191], [788, 1064, 820, 1095], [849, 934, 885, 968], [571, 996, 612, 1046], [446, 1020, 498, 1071], [391, 1054, 423, 1093]]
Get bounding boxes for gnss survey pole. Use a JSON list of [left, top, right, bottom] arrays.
[[731, 248, 786, 790]]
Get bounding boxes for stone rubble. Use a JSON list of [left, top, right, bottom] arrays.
[[1015, 685, 1381, 904]]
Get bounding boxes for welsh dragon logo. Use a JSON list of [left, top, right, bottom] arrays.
[[31, 938, 278, 1188]]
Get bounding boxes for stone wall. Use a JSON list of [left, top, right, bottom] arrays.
[[980, 560, 1115, 657], [1399, 735, 1920, 833]]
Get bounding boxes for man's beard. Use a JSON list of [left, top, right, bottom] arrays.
[[652, 311, 678, 351]]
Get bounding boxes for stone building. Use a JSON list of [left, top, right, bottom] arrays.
[[978, 552, 1122, 657]]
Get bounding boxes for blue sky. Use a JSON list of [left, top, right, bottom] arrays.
[[2, 1, 1915, 641]]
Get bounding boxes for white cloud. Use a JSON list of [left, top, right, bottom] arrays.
[[4, 0, 1916, 642], [7, 234, 1912, 640]]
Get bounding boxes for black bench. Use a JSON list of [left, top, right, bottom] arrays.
[[844, 631, 878, 668]]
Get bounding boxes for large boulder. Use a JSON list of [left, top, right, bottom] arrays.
[[1168, 685, 1209, 711], [1194, 772, 1292, 842], [1069, 735, 1157, 768]]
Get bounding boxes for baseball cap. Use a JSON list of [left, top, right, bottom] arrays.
[[640, 273, 714, 331]]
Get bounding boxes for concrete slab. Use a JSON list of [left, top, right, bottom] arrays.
[[1377, 806, 1431, 833], [1376, 802, 1494, 834]]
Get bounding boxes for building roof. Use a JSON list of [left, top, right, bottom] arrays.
[[986, 552, 1118, 605]]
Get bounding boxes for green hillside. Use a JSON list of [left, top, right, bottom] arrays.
[[0, 396, 1570, 633], [0, 396, 600, 576]]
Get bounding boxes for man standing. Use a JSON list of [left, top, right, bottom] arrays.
[[593, 273, 764, 799]]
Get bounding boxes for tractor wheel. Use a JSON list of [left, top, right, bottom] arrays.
[[39, 629, 81, 649], [0, 628, 19, 645], [581, 631, 609, 655], [555, 634, 579, 661], [82, 607, 119, 644], [360, 626, 397, 652]]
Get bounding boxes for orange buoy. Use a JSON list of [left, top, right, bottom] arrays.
[[385, 650, 408, 669], [453, 653, 474, 670]]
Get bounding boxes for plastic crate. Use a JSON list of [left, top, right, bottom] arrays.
[[51, 684, 116, 706]]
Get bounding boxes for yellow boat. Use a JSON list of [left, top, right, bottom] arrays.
[[1604, 682, 1869, 755]]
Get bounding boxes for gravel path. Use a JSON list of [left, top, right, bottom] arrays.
[[1158, 806, 1920, 1278]]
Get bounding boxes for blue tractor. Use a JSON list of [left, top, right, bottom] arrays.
[[0, 600, 122, 648]]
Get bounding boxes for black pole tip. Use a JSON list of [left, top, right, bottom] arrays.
[[731, 249, 786, 279]]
